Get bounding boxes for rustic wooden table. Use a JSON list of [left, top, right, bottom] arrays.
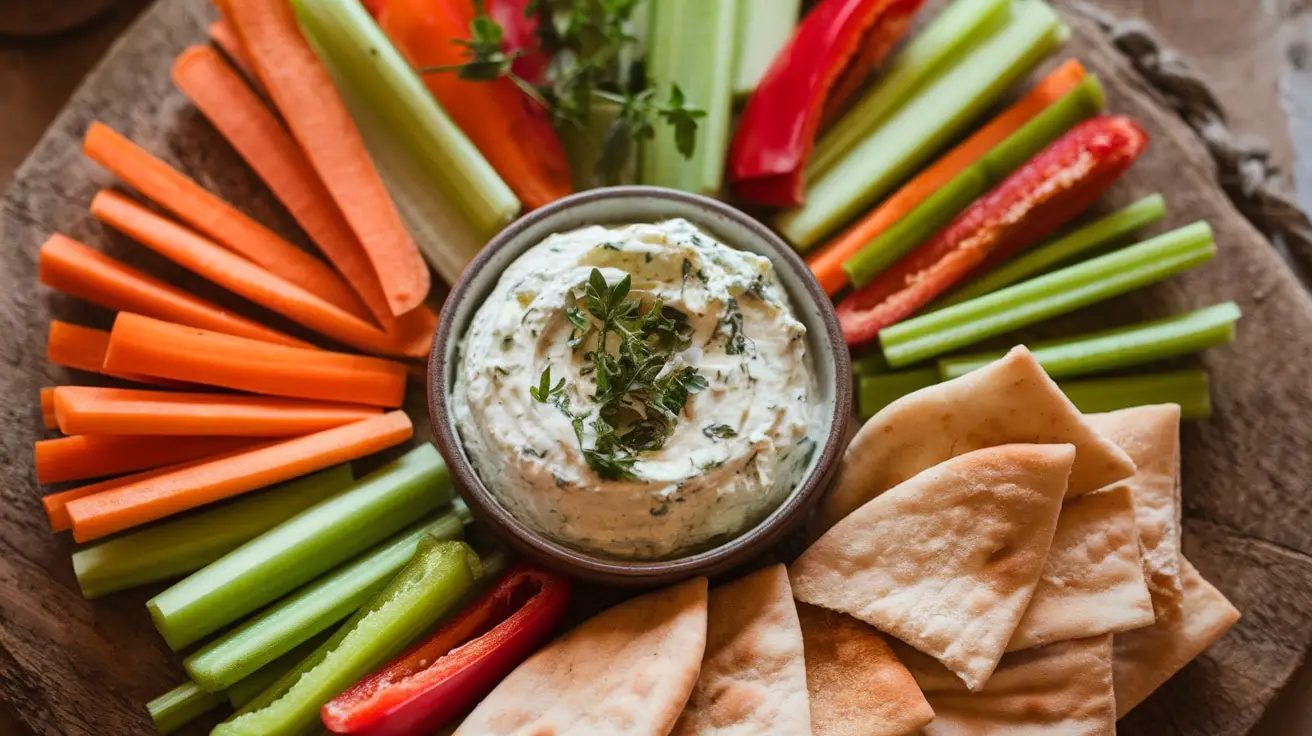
[[1, 1, 1308, 734]]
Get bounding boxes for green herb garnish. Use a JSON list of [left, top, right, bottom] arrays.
[[702, 424, 737, 439], [530, 268, 705, 480]]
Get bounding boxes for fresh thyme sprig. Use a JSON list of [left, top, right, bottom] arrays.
[[530, 267, 706, 480], [420, 0, 704, 184]]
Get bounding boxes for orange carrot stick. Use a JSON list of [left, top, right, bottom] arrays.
[[807, 59, 1088, 296], [224, 0, 429, 317], [53, 386, 382, 437], [82, 123, 372, 322], [208, 19, 258, 83], [91, 190, 421, 358], [40, 388, 58, 430], [34, 434, 260, 485], [41, 445, 269, 532], [66, 411, 413, 541], [172, 45, 398, 332], [39, 233, 312, 349], [48, 321, 190, 389], [103, 313, 408, 408]]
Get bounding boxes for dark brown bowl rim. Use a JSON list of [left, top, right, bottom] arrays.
[[429, 186, 852, 587]]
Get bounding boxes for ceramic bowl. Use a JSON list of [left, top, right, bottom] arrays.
[[429, 186, 851, 586]]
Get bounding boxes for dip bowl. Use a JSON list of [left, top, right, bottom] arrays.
[[429, 187, 852, 586]]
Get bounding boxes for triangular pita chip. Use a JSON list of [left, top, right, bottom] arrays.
[[1086, 404, 1184, 618], [796, 603, 934, 736], [1007, 484, 1155, 652], [672, 564, 811, 735], [811, 347, 1136, 537], [1113, 557, 1240, 717], [791, 444, 1074, 691], [455, 577, 708, 736], [892, 635, 1116, 735]]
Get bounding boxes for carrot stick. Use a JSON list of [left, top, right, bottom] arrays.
[[65, 411, 413, 542], [807, 59, 1088, 296], [48, 321, 191, 389], [53, 386, 382, 437], [82, 123, 372, 322], [90, 190, 422, 359], [224, 0, 430, 317], [208, 19, 259, 83], [39, 234, 312, 349], [34, 434, 261, 485], [42, 445, 271, 532], [172, 45, 397, 332], [104, 313, 408, 408], [41, 388, 58, 430]]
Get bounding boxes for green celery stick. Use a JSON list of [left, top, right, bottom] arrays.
[[292, 0, 519, 283], [851, 351, 892, 377], [842, 74, 1105, 288], [72, 466, 352, 600], [227, 632, 334, 710], [731, 0, 800, 98], [935, 194, 1167, 307], [214, 539, 482, 736], [938, 302, 1241, 380], [858, 368, 942, 419], [186, 510, 467, 692], [147, 681, 227, 735], [1062, 370, 1211, 420], [878, 222, 1216, 366], [779, 0, 1068, 250], [148, 444, 451, 650], [810, 0, 1012, 179], [640, 0, 740, 194]]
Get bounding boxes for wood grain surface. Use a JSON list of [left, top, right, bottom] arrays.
[[1, 1, 1311, 734]]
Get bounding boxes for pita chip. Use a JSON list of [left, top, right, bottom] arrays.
[[893, 635, 1116, 735], [455, 577, 708, 736], [812, 346, 1136, 537], [1113, 557, 1240, 717], [1086, 404, 1184, 618], [796, 603, 934, 736], [791, 444, 1074, 691], [1007, 484, 1155, 652], [673, 564, 812, 735]]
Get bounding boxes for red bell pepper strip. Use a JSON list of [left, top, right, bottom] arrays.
[[728, 0, 926, 208], [371, 0, 572, 210], [837, 115, 1149, 346], [486, 0, 551, 86], [320, 562, 572, 736]]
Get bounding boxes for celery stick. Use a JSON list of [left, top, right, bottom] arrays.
[[1062, 370, 1212, 420], [779, 0, 1068, 250], [72, 466, 352, 600], [810, 0, 1012, 179], [226, 631, 334, 709], [293, 0, 519, 282], [214, 540, 482, 736], [879, 222, 1217, 367], [938, 302, 1241, 380], [147, 681, 227, 735], [936, 194, 1167, 307], [186, 510, 467, 692], [858, 368, 942, 420], [640, 0, 740, 194], [731, 0, 800, 98], [843, 74, 1105, 287], [149, 445, 451, 650], [852, 351, 892, 377]]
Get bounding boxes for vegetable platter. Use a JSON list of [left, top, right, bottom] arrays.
[[1, 0, 1311, 734]]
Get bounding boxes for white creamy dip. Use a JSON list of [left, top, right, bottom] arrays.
[[452, 219, 819, 559]]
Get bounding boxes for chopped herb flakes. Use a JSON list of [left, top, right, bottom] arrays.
[[702, 424, 737, 439]]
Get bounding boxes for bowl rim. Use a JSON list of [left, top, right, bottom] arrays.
[[428, 185, 852, 587]]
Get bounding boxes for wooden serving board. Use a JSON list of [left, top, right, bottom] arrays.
[[2, 1, 1311, 733]]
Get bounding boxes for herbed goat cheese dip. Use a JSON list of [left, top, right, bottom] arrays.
[[452, 219, 820, 559]]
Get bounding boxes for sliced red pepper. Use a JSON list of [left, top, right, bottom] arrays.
[[837, 115, 1149, 346], [728, 0, 925, 208], [486, 0, 551, 86], [373, 0, 572, 210], [320, 562, 572, 736]]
